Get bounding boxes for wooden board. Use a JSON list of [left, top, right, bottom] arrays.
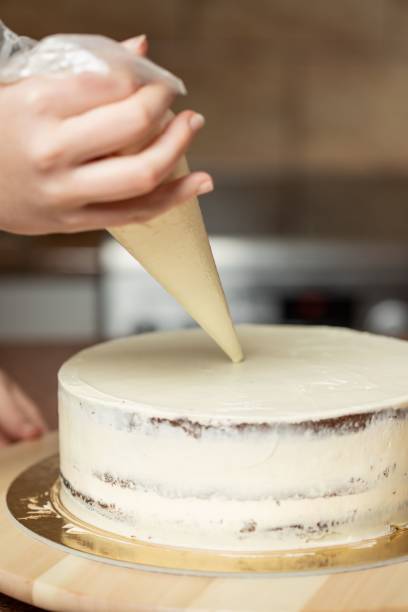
[[1, 434, 408, 612]]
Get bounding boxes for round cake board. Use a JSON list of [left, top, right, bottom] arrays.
[[1, 434, 408, 612]]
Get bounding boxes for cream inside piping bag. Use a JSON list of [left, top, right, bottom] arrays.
[[0, 31, 243, 362]]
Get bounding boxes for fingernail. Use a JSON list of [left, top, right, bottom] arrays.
[[189, 113, 205, 131], [127, 34, 147, 49], [197, 179, 214, 195], [135, 34, 147, 45]]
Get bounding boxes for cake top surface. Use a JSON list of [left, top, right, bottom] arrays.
[[59, 325, 408, 422]]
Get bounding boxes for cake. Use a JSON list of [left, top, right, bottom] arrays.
[[58, 325, 408, 551]]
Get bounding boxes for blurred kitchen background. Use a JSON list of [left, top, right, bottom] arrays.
[[1, 1, 408, 427]]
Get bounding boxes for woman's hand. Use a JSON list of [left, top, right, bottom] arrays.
[[0, 370, 48, 447], [0, 36, 212, 235]]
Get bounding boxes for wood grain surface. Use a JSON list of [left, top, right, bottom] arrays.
[[0, 434, 407, 611]]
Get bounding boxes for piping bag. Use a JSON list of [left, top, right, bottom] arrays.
[[0, 26, 243, 362]]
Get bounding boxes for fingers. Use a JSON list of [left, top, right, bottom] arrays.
[[0, 373, 46, 443], [70, 110, 205, 203], [0, 375, 30, 441], [13, 384, 48, 433], [20, 71, 137, 118], [61, 172, 213, 232], [20, 34, 152, 119], [60, 82, 175, 163]]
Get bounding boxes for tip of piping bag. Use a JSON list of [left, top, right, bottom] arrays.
[[199, 317, 244, 363], [214, 327, 244, 363], [229, 346, 245, 364]]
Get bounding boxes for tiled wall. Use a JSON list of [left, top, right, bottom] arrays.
[[2, 1, 408, 239]]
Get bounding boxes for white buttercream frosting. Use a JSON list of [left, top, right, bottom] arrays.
[[58, 325, 408, 551], [60, 325, 408, 421]]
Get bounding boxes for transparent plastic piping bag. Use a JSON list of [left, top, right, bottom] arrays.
[[0, 22, 186, 95], [0, 21, 35, 66]]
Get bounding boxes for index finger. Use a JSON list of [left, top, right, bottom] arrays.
[[21, 71, 139, 118]]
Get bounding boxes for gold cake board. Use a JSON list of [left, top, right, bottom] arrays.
[[1, 434, 408, 611]]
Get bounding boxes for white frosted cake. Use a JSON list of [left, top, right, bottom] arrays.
[[58, 325, 408, 551]]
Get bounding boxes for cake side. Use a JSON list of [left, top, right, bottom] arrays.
[[58, 325, 408, 551], [59, 387, 408, 550]]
